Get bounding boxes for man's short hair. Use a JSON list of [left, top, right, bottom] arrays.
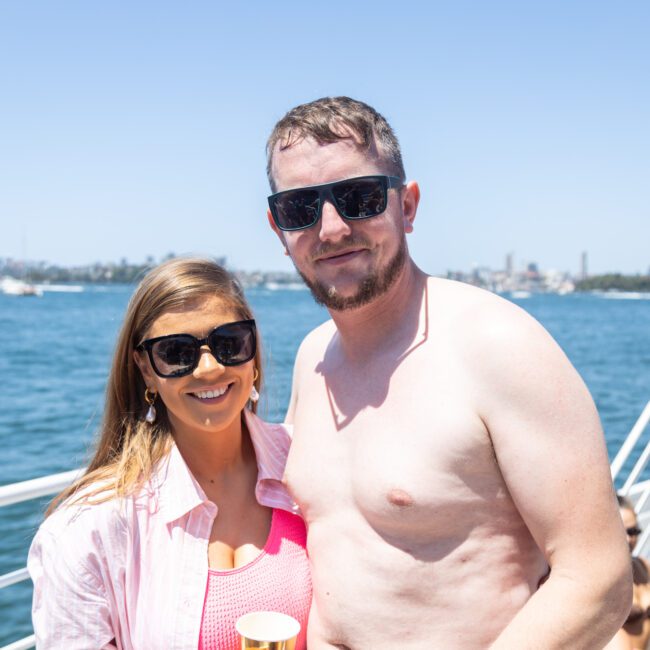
[[266, 96, 406, 192]]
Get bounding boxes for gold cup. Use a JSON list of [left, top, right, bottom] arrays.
[[236, 611, 301, 650]]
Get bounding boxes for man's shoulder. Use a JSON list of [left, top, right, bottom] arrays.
[[296, 318, 337, 359], [427, 277, 568, 385], [429, 277, 542, 339]]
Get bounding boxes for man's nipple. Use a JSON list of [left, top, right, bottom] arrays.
[[386, 488, 414, 508]]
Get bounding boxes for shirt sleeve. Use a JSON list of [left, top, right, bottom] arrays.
[[28, 520, 118, 650]]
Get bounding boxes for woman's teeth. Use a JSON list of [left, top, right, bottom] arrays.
[[194, 386, 228, 400]]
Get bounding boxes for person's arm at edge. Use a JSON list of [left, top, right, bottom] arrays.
[[463, 301, 631, 649]]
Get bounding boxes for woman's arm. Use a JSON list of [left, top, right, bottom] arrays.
[[28, 522, 117, 649]]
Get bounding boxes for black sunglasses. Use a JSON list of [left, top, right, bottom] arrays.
[[627, 526, 643, 536], [268, 175, 403, 232], [136, 319, 256, 378]]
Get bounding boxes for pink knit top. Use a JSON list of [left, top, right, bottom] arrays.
[[198, 509, 311, 650]]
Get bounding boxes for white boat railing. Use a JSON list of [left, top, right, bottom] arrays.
[[2, 400, 650, 650], [610, 400, 650, 557], [610, 400, 650, 483]]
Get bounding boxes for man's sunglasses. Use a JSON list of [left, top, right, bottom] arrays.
[[136, 319, 256, 378], [268, 175, 403, 232], [627, 526, 643, 536]]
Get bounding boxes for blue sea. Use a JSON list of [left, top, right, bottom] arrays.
[[1, 286, 650, 644]]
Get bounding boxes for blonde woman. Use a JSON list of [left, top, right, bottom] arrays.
[[28, 258, 311, 649]]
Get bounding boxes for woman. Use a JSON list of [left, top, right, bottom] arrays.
[[606, 496, 650, 650], [28, 258, 311, 649]]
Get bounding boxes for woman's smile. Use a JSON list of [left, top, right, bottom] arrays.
[[188, 382, 233, 403]]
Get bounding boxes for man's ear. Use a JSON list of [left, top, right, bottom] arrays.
[[401, 181, 420, 234], [267, 209, 289, 255]]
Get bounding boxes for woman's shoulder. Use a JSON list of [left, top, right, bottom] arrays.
[[39, 451, 174, 540], [245, 410, 293, 447], [38, 485, 132, 545]]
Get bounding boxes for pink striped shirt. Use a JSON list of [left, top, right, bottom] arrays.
[[27, 410, 302, 650]]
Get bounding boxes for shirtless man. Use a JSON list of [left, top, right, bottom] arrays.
[[265, 96, 631, 648]]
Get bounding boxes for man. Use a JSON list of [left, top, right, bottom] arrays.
[[265, 96, 631, 648]]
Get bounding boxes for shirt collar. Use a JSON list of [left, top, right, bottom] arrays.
[[154, 409, 293, 524]]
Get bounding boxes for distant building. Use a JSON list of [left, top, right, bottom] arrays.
[[581, 252, 588, 280], [526, 262, 540, 279]]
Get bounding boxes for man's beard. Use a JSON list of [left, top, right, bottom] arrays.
[[295, 235, 407, 311]]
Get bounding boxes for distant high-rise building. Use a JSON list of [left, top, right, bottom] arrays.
[[526, 262, 540, 279], [505, 252, 514, 277], [581, 252, 588, 280]]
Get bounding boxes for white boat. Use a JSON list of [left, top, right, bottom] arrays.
[[597, 291, 650, 301], [264, 281, 307, 291], [0, 277, 43, 297], [38, 283, 84, 293], [2, 401, 650, 650]]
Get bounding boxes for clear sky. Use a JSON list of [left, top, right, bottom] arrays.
[[1, 1, 648, 276]]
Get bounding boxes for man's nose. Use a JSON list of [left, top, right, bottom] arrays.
[[318, 200, 352, 242]]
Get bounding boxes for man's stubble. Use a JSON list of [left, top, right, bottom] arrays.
[[293, 234, 408, 312]]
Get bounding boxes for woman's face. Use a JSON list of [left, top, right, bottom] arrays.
[[621, 506, 640, 553], [135, 295, 256, 440]]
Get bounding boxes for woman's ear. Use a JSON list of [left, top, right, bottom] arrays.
[[133, 349, 156, 388]]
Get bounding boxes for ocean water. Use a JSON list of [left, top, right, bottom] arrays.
[[1, 286, 649, 644]]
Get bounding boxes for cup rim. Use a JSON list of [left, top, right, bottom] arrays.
[[235, 610, 301, 642]]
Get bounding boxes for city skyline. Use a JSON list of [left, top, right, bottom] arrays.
[[1, 2, 648, 276], [4, 248, 646, 280]]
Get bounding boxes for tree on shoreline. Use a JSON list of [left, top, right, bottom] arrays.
[[576, 274, 650, 292]]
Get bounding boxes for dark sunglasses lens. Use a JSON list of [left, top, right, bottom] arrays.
[[209, 322, 256, 365], [272, 189, 320, 230], [151, 336, 197, 377], [628, 527, 642, 536], [332, 177, 387, 219]]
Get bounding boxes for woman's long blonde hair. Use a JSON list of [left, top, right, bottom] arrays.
[[47, 257, 263, 515]]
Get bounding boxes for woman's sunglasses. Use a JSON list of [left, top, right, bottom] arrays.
[[136, 319, 256, 378], [268, 175, 403, 232]]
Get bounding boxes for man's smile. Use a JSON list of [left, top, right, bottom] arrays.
[[315, 248, 368, 265]]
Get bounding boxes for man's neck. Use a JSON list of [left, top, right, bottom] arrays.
[[327, 260, 427, 360]]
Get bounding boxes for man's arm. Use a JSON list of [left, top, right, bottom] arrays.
[[285, 362, 299, 425], [464, 299, 631, 649], [284, 320, 334, 425], [284, 338, 306, 425]]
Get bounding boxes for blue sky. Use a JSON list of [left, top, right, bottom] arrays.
[[1, 1, 648, 275]]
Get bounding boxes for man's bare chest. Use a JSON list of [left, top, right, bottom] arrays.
[[286, 365, 508, 538]]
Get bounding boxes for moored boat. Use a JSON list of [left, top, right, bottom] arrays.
[[0, 277, 43, 297]]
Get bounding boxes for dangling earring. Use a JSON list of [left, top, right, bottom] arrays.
[[249, 368, 260, 403], [144, 388, 157, 424]]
